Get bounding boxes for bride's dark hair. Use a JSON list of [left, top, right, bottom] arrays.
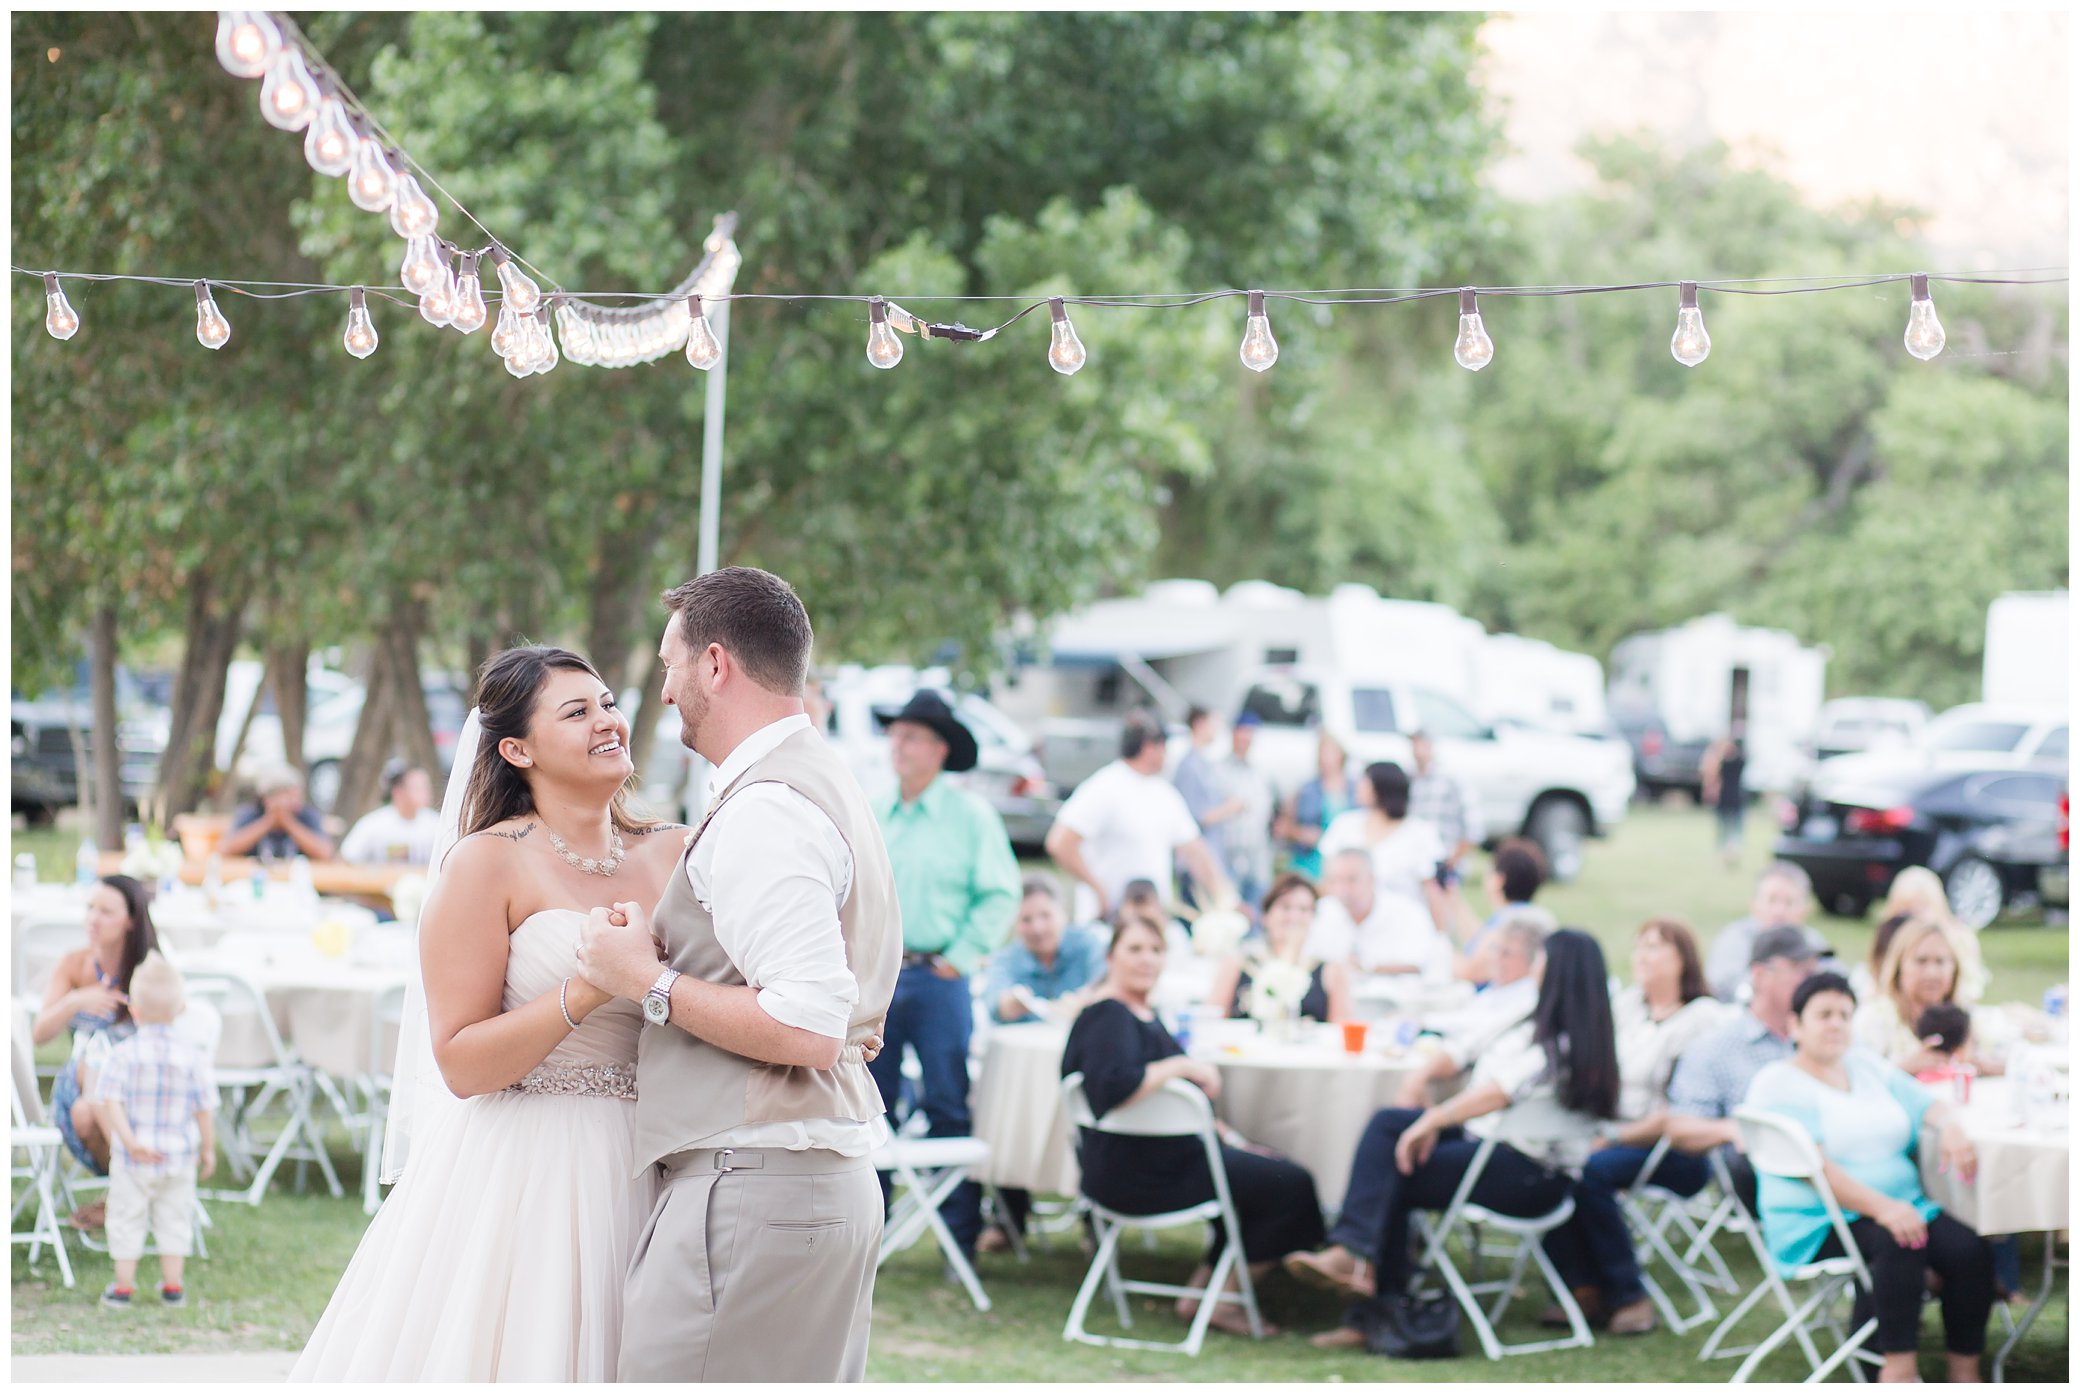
[[462, 646, 656, 839]]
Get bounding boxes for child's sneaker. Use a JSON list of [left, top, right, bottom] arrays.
[[159, 1284, 187, 1308], [99, 1284, 134, 1309]]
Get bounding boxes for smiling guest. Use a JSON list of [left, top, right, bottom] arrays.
[[1745, 973, 1993, 1384]]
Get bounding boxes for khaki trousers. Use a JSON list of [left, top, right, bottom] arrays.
[[619, 1147, 881, 1383]]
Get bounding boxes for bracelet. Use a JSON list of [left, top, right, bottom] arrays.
[[559, 977, 580, 1031]]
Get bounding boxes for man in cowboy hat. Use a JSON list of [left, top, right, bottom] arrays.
[[868, 688, 1022, 1262]]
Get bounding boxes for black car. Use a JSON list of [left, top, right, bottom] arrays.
[[1612, 707, 1709, 802], [1775, 763, 2069, 929], [10, 696, 165, 825]]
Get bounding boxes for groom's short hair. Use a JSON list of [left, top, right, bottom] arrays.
[[662, 567, 813, 695]]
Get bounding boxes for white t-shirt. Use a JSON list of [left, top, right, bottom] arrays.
[[1612, 989, 1728, 1122], [1320, 812, 1446, 908], [338, 804, 440, 865], [1052, 760, 1203, 923], [1464, 1020, 1599, 1172], [1304, 895, 1452, 979]]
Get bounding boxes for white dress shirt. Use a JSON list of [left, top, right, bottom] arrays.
[[677, 712, 886, 1157]]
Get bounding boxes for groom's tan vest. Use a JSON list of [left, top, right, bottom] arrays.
[[634, 726, 900, 1172]]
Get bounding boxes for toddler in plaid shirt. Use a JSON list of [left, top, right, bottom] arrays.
[[89, 952, 216, 1309]]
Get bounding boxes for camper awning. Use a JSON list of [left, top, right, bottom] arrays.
[[1044, 608, 1240, 664]]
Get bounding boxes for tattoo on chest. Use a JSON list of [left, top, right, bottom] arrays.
[[489, 823, 535, 842], [627, 823, 687, 837]]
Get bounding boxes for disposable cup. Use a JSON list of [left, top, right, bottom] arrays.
[[1341, 1020, 1367, 1054]]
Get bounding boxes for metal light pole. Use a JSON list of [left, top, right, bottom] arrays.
[[696, 295, 729, 576]]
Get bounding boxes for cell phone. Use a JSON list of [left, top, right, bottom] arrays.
[[1434, 860, 1459, 889]]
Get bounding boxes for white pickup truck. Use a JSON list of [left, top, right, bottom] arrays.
[[1235, 666, 1636, 881]]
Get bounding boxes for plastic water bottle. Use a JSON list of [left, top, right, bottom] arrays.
[[290, 855, 319, 914], [74, 835, 98, 886], [13, 852, 37, 890], [1172, 1008, 1196, 1053], [202, 854, 224, 909], [2045, 984, 2068, 1022]]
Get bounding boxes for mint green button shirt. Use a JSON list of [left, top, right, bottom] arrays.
[[876, 776, 1022, 978]]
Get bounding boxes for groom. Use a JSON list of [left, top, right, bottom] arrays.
[[577, 566, 899, 1382]]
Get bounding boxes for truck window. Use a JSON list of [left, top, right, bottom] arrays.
[[2032, 726, 2067, 762], [1241, 680, 1319, 729], [1351, 689, 1397, 734], [1411, 688, 1486, 740], [1927, 720, 2030, 754]]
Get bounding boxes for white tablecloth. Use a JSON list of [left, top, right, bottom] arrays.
[[1920, 1077, 2070, 1237], [970, 1018, 1428, 1210], [181, 929, 412, 1080]]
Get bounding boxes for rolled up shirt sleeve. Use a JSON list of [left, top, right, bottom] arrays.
[[948, 800, 1021, 978], [702, 784, 859, 1040]]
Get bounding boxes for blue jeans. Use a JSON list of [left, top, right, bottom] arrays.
[[867, 964, 981, 1254], [1551, 1144, 1711, 1308]]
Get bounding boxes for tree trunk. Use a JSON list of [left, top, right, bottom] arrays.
[[585, 513, 667, 694], [385, 599, 440, 787], [269, 640, 310, 776], [89, 605, 124, 847], [153, 575, 246, 821], [625, 646, 667, 784], [335, 638, 399, 827]]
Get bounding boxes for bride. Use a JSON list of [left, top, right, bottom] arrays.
[[293, 645, 688, 1381]]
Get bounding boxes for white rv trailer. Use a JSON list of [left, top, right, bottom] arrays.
[[1983, 591, 2069, 709]]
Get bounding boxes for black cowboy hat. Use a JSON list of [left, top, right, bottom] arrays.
[[876, 689, 980, 773]]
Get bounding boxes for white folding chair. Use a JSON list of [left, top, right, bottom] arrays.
[[1726, 1106, 1882, 1384], [10, 999, 74, 1287], [1618, 1135, 1724, 1334], [1058, 1072, 1262, 1356], [184, 969, 342, 1205], [11, 917, 85, 1007], [873, 1135, 996, 1311], [1411, 1097, 1599, 1360], [356, 984, 406, 1215]]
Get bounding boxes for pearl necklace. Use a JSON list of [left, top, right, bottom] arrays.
[[545, 824, 626, 877]]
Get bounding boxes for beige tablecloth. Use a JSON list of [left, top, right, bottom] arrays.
[[182, 930, 412, 1081], [970, 1018, 1428, 1211], [1920, 1077, 2070, 1237]]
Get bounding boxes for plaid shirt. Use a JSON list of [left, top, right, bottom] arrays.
[[89, 1023, 217, 1176], [1665, 1010, 1794, 1121], [1410, 766, 1480, 852]]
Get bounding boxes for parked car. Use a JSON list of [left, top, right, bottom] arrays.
[[1775, 762, 2069, 928], [10, 666, 170, 824], [1810, 697, 1931, 762], [1916, 704, 2067, 769], [1611, 706, 1710, 802], [1235, 666, 1635, 882]]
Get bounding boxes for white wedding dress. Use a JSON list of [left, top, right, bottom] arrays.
[[292, 909, 659, 1381]]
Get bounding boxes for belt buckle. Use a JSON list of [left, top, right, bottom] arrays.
[[716, 1148, 736, 1173]]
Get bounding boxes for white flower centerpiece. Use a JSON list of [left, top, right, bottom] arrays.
[[1248, 956, 1312, 1042]]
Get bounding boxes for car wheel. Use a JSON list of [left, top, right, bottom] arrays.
[[307, 758, 342, 815], [1943, 856, 2005, 932], [21, 800, 57, 828], [1525, 796, 1590, 883], [1829, 892, 1872, 919]]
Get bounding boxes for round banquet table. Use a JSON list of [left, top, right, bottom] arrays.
[[1918, 1074, 2070, 1381], [179, 926, 412, 1081], [971, 1017, 1430, 1211]]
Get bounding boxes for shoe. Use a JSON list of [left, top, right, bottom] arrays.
[[1310, 1324, 1369, 1350], [1539, 1286, 1607, 1329], [159, 1285, 187, 1308], [1607, 1298, 1656, 1335], [976, 1227, 1013, 1256], [99, 1285, 134, 1310], [69, 1200, 106, 1231], [1283, 1245, 1375, 1299]]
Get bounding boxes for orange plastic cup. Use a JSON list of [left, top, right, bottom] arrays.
[[1341, 1020, 1367, 1054]]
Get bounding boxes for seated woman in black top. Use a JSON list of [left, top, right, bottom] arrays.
[[1204, 873, 1352, 1025], [1061, 916, 1325, 1338]]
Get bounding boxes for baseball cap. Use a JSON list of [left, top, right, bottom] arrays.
[[1233, 711, 1263, 730], [1751, 925, 1822, 967]]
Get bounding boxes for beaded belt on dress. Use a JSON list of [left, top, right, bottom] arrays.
[[506, 1061, 637, 1099]]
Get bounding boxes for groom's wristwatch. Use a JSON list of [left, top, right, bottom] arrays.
[[642, 968, 682, 1026]]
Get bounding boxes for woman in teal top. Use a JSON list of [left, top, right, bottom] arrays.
[[1744, 972, 1994, 1384]]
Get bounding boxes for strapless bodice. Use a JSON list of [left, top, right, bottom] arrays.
[[504, 909, 643, 1098]]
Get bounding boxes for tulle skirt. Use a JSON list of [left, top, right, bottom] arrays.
[[291, 1088, 658, 1382]]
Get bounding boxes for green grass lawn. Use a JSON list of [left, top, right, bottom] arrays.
[[12, 802, 2070, 1377]]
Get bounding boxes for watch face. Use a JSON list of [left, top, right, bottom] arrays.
[[644, 993, 670, 1024]]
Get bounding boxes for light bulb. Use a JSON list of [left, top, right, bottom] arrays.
[[303, 95, 356, 177], [1670, 281, 1711, 367], [259, 46, 319, 132], [418, 253, 456, 328], [42, 273, 79, 340], [449, 254, 487, 334], [1238, 290, 1278, 372], [194, 281, 231, 350], [1904, 274, 1945, 361], [865, 297, 903, 369], [388, 172, 438, 240], [684, 296, 723, 370], [490, 304, 524, 359], [347, 141, 397, 212], [1453, 287, 1494, 371], [532, 314, 560, 375], [215, 11, 280, 79], [555, 302, 591, 365], [504, 341, 533, 378], [398, 236, 441, 295], [490, 247, 540, 315], [1047, 298, 1086, 375], [342, 286, 378, 359]]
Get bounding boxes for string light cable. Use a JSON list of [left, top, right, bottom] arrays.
[[19, 262, 2067, 373]]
